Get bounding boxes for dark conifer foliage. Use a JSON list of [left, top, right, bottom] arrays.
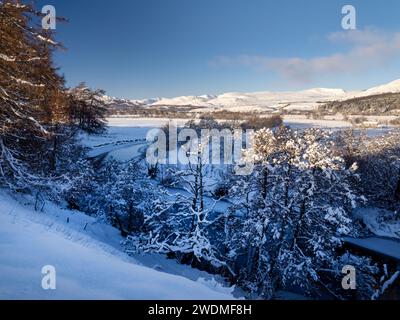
[[68, 82, 108, 134]]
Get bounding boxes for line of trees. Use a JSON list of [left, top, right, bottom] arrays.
[[0, 1, 107, 195]]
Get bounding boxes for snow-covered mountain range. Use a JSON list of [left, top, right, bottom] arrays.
[[103, 79, 400, 113]]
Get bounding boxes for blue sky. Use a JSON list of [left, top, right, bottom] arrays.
[[36, 0, 400, 99]]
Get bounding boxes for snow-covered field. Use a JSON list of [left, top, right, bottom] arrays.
[[283, 115, 351, 129], [105, 116, 355, 130], [105, 117, 188, 128], [81, 117, 395, 161], [0, 192, 236, 300], [83, 119, 186, 161]]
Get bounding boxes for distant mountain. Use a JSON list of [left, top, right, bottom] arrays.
[[102, 79, 400, 115], [100, 96, 154, 114], [358, 79, 400, 97], [148, 88, 350, 112], [151, 95, 217, 107]]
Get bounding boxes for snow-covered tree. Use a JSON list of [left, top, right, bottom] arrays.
[[127, 140, 230, 274], [227, 127, 367, 298], [0, 1, 70, 192]]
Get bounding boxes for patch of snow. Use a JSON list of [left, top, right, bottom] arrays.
[[0, 53, 15, 62], [106, 118, 188, 128], [37, 35, 58, 46], [196, 278, 237, 296], [353, 208, 400, 239], [283, 115, 351, 129], [11, 76, 44, 88]]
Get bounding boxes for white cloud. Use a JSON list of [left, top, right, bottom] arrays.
[[210, 28, 400, 83]]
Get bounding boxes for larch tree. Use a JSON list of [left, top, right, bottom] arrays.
[[0, 1, 68, 190], [68, 82, 108, 134]]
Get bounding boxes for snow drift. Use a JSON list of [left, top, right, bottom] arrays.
[[0, 193, 235, 300]]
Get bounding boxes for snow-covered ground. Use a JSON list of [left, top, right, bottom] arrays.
[[283, 115, 351, 129], [82, 127, 149, 149], [105, 117, 189, 128], [0, 192, 237, 300], [82, 119, 188, 161]]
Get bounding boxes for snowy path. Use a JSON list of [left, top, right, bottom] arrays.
[[0, 193, 235, 300]]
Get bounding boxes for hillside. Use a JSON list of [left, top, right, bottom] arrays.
[[319, 92, 400, 116], [102, 79, 400, 116], [358, 79, 400, 97], [0, 193, 235, 300], [104, 88, 350, 116]]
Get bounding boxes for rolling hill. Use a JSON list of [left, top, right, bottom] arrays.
[[103, 79, 400, 116]]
